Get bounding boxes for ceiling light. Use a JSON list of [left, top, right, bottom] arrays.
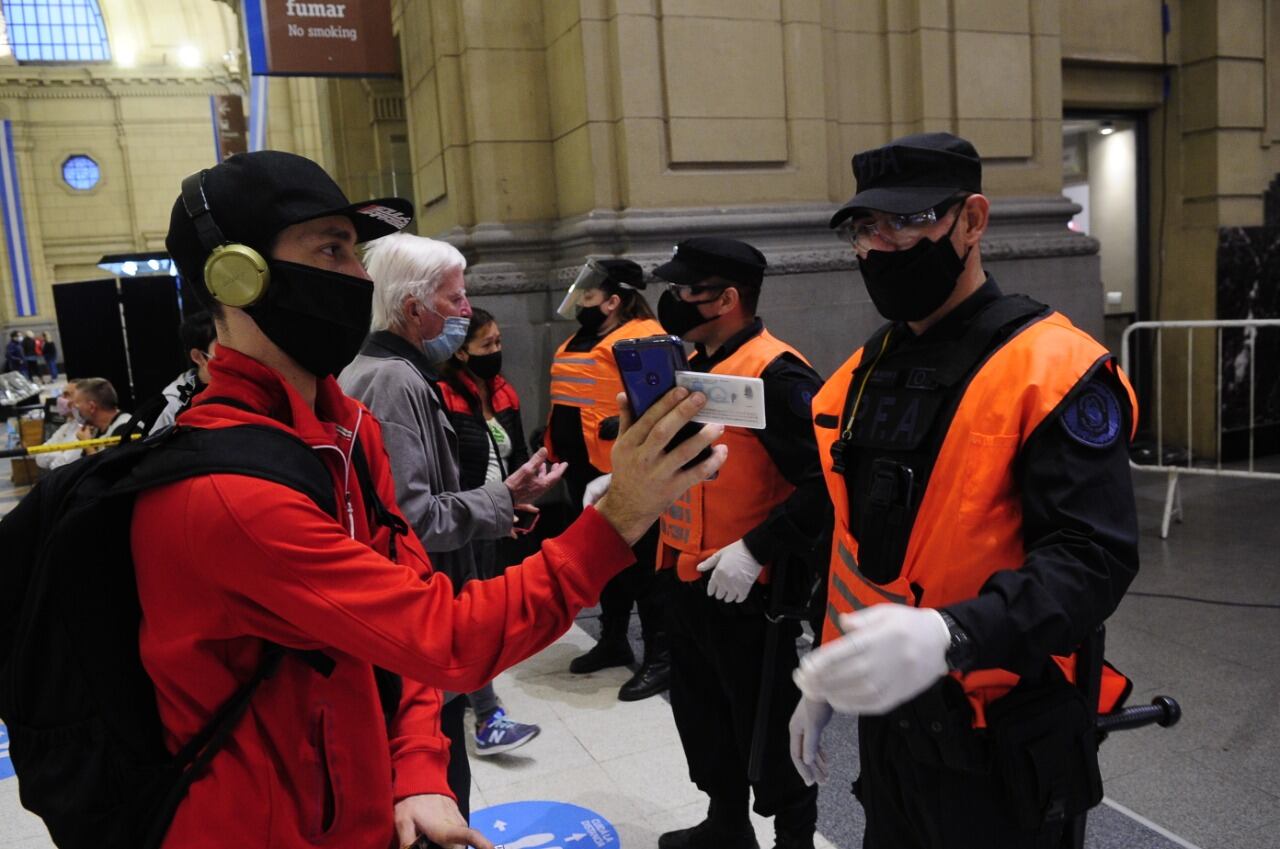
[[177, 45, 201, 68], [1099, 120, 1115, 136], [97, 252, 175, 278], [116, 42, 137, 68]]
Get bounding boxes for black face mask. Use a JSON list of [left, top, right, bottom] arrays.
[[464, 350, 502, 381], [244, 260, 373, 377], [857, 214, 971, 323], [575, 304, 608, 334], [658, 290, 719, 337]]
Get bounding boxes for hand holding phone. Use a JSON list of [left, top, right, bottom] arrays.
[[613, 335, 714, 469]]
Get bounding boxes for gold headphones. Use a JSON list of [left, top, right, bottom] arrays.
[[180, 172, 270, 307]]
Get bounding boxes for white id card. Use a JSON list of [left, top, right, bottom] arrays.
[[674, 371, 767, 429]]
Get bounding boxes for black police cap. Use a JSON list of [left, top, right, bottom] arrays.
[[653, 237, 767, 288], [597, 258, 646, 289], [166, 150, 413, 298], [829, 132, 982, 227]]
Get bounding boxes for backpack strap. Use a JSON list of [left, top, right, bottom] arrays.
[[141, 644, 290, 849], [348, 443, 408, 731], [117, 426, 338, 520]]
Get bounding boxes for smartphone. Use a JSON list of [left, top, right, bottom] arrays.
[[613, 335, 713, 470], [613, 335, 689, 417]]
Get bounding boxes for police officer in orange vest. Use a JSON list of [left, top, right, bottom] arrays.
[[547, 258, 673, 701], [649, 238, 827, 849], [788, 133, 1140, 848]]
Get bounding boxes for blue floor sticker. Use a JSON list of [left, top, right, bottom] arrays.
[[472, 801, 618, 849], [0, 722, 13, 780]]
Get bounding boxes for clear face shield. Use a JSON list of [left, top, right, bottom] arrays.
[[556, 259, 612, 320]]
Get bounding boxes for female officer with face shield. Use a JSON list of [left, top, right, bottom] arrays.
[[546, 259, 673, 701]]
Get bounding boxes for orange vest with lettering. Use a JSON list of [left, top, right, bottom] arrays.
[[659, 329, 810, 582], [813, 310, 1138, 726], [546, 318, 665, 473]]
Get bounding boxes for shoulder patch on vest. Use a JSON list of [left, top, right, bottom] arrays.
[[1061, 379, 1122, 448], [791, 381, 818, 418]]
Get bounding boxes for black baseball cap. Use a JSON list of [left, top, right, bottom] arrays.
[[653, 237, 767, 288], [829, 132, 982, 228], [166, 150, 414, 298]]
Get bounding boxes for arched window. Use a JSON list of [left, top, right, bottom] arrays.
[[2, 0, 111, 63], [62, 154, 100, 190]]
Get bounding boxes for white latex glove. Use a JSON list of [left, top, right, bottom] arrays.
[[695, 539, 764, 603], [788, 697, 834, 786], [582, 473, 612, 509], [793, 605, 950, 715]]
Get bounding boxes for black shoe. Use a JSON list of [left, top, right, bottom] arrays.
[[568, 639, 633, 674], [658, 819, 758, 849], [618, 657, 670, 701]]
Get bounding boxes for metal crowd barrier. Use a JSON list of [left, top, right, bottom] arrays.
[[1120, 318, 1280, 538]]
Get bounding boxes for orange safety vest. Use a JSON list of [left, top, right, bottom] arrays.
[[814, 310, 1138, 727], [546, 318, 665, 473], [658, 328, 810, 582]]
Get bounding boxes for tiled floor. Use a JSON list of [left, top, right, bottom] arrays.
[[2, 458, 1278, 848], [462, 627, 837, 849]]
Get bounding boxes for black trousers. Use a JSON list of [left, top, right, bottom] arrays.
[[565, 472, 668, 652], [421, 696, 472, 848], [441, 695, 471, 820], [668, 577, 817, 824], [857, 677, 1092, 849]]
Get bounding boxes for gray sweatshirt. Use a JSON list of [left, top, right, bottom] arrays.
[[338, 330, 514, 588]]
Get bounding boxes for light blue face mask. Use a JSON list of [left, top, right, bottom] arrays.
[[421, 312, 471, 363]]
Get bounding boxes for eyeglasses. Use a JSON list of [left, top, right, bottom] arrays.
[[663, 282, 725, 301], [836, 197, 967, 252]]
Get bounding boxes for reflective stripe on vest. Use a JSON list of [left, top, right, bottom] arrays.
[[658, 328, 811, 582], [546, 318, 665, 472], [814, 310, 1139, 726]]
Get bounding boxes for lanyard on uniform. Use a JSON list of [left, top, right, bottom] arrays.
[[839, 329, 894, 442], [829, 329, 894, 475]]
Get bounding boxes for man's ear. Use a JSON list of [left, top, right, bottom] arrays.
[[719, 286, 740, 316], [958, 194, 990, 247]]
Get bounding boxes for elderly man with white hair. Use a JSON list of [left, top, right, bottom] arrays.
[[339, 232, 565, 819]]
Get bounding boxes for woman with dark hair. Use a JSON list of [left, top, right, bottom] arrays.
[[439, 307, 530, 531], [544, 259, 672, 701], [436, 307, 543, 756]]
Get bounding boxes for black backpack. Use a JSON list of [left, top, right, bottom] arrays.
[[0, 425, 348, 849]]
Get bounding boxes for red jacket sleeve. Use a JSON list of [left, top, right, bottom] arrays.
[[388, 679, 453, 802], [166, 474, 635, 693]]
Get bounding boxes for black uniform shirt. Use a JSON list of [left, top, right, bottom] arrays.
[[842, 278, 1139, 676], [689, 318, 831, 564]]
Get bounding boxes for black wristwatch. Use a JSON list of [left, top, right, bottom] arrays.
[[938, 610, 975, 673]]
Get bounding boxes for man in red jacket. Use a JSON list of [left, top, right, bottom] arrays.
[[140, 151, 727, 849]]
